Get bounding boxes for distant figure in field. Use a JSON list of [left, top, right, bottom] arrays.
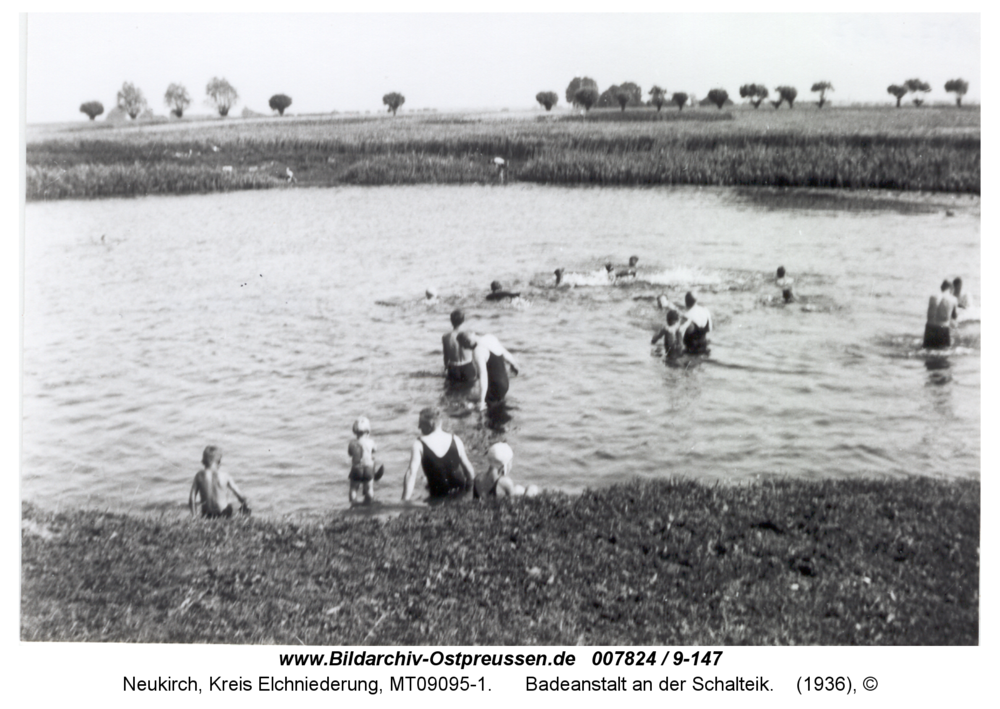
[[456, 331, 521, 410], [494, 157, 507, 184], [924, 280, 958, 349], [425, 287, 438, 304], [651, 309, 684, 357], [442, 308, 477, 384], [189, 446, 249, 518], [402, 407, 476, 501], [348, 416, 384, 505], [680, 291, 713, 354], [616, 255, 640, 278], [775, 266, 796, 303], [473, 442, 539, 499], [485, 280, 521, 301]]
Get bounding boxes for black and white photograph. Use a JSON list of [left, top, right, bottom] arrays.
[[15, 8, 987, 703]]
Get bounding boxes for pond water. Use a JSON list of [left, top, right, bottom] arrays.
[[22, 185, 980, 517]]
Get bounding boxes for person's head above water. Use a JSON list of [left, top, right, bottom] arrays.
[[490, 280, 502, 293], [456, 331, 478, 350], [953, 277, 963, 295], [487, 442, 514, 477], [782, 288, 794, 303], [776, 266, 786, 279], [425, 287, 438, 300], [666, 310, 680, 326], [202, 445, 222, 468], [352, 416, 371, 436], [418, 407, 442, 435], [629, 255, 639, 267], [685, 291, 697, 308], [940, 279, 953, 293], [554, 268, 565, 285], [450, 308, 465, 328], [605, 263, 614, 273]]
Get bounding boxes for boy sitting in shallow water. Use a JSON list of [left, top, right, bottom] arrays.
[[189, 445, 250, 518], [473, 442, 539, 499], [348, 417, 384, 505]]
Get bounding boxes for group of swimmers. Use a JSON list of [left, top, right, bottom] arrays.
[[924, 276, 972, 349]]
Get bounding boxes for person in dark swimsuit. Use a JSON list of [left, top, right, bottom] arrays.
[[679, 291, 713, 354], [456, 331, 521, 410], [402, 407, 476, 501], [485, 280, 521, 301]]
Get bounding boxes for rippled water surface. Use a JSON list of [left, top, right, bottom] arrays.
[[22, 186, 980, 516]]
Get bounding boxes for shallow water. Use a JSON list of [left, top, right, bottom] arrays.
[[22, 185, 980, 517]]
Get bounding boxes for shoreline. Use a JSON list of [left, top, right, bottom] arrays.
[[22, 476, 979, 645]]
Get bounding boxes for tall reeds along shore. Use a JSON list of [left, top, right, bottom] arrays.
[[22, 476, 978, 645], [26, 106, 980, 200]]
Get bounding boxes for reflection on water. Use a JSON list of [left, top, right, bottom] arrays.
[[22, 185, 980, 516]]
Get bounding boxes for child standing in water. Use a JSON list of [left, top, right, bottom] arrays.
[[651, 309, 684, 357], [348, 417, 384, 505]]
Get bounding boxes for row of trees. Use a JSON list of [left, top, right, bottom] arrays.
[[887, 78, 968, 107], [538, 77, 972, 114], [79, 79, 294, 121]]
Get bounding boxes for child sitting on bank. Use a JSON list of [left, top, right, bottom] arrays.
[[651, 309, 684, 357], [189, 445, 250, 518], [348, 417, 384, 505], [473, 442, 539, 499]]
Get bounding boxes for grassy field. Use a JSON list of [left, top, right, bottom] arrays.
[[21, 476, 978, 645], [26, 104, 980, 200]]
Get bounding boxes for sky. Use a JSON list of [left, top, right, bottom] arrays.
[[23, 12, 981, 124]]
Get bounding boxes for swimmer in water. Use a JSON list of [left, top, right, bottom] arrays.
[[680, 291, 713, 354], [456, 331, 521, 411], [554, 264, 615, 287], [485, 280, 521, 301], [189, 446, 250, 518], [348, 417, 384, 505], [425, 287, 438, 304], [924, 279, 958, 349], [775, 266, 796, 302], [616, 255, 639, 278], [651, 308, 684, 357], [953, 277, 972, 312], [473, 442, 539, 499], [443, 308, 477, 384]]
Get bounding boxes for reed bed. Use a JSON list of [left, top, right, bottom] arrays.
[[27, 163, 284, 200], [26, 106, 980, 199]]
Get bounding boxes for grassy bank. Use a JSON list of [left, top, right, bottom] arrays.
[[21, 476, 978, 645], [26, 106, 980, 199]]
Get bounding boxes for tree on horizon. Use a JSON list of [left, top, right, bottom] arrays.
[[739, 84, 768, 109], [164, 83, 191, 118], [79, 101, 104, 121], [944, 78, 969, 107], [206, 77, 238, 117], [565, 77, 598, 107], [269, 94, 293, 116], [535, 91, 558, 111], [382, 92, 405, 116], [811, 81, 834, 109], [117, 82, 147, 120], [671, 92, 688, 111]]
